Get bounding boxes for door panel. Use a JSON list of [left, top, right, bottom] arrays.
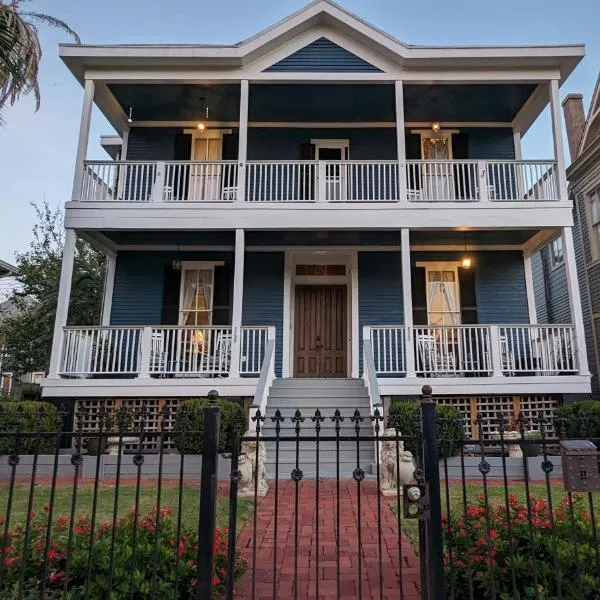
[[294, 286, 347, 378]]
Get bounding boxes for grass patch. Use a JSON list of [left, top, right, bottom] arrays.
[[394, 483, 600, 551], [0, 482, 253, 532]]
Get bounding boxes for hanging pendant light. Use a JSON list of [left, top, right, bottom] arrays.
[[461, 233, 472, 269], [127, 106, 134, 124], [197, 98, 209, 132], [172, 244, 182, 271]]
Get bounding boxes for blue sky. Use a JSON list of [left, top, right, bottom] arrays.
[[0, 0, 598, 262]]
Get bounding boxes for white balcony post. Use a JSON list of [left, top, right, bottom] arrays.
[[401, 228, 416, 377], [152, 162, 166, 202], [101, 252, 117, 326], [478, 160, 490, 203], [48, 230, 77, 378], [116, 129, 130, 199], [489, 325, 504, 377], [561, 226, 590, 375], [523, 252, 537, 325], [71, 79, 95, 201], [513, 130, 523, 161], [236, 80, 249, 205], [395, 81, 408, 202], [138, 326, 153, 378], [317, 161, 327, 202], [230, 229, 245, 377], [550, 79, 569, 201]]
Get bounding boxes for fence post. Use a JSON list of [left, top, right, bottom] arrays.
[[421, 385, 446, 600], [196, 390, 221, 599]]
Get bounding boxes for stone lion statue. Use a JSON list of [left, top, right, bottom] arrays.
[[380, 428, 414, 496], [238, 433, 268, 497]]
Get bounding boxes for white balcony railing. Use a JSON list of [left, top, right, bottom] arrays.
[[80, 160, 560, 204], [367, 324, 578, 377], [59, 325, 270, 378]]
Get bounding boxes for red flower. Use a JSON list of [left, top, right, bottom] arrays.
[[489, 529, 499, 539], [47, 549, 63, 561], [161, 507, 173, 517], [5, 557, 16, 568], [177, 541, 186, 557], [212, 575, 221, 586], [49, 571, 66, 584]]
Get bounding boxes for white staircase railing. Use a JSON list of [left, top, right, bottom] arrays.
[[249, 327, 277, 431]]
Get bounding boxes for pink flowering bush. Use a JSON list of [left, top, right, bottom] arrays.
[[0, 506, 246, 599], [444, 493, 600, 598]]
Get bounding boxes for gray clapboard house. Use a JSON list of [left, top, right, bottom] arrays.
[[42, 0, 591, 449]]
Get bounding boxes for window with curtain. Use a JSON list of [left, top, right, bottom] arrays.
[[426, 269, 461, 326], [179, 268, 214, 326]]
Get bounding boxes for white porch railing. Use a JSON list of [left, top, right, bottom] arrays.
[[245, 161, 316, 202], [249, 327, 277, 431], [60, 327, 143, 376], [80, 160, 560, 204], [365, 324, 578, 377], [499, 325, 578, 375], [59, 325, 270, 378]]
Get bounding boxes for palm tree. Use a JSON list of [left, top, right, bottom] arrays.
[[0, 0, 79, 117]]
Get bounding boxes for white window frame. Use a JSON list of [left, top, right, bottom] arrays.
[[416, 261, 462, 326], [177, 261, 224, 327], [588, 188, 600, 262], [549, 237, 564, 269]]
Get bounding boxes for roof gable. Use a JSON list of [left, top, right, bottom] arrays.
[[579, 73, 600, 156], [263, 37, 382, 73]]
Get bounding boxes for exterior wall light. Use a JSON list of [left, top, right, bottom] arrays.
[[431, 121, 441, 133], [461, 256, 472, 269], [197, 122, 206, 132]]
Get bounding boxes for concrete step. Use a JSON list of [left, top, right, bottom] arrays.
[[266, 465, 376, 479], [268, 388, 369, 400], [263, 405, 370, 416], [271, 378, 366, 389]]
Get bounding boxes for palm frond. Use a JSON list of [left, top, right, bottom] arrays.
[[22, 11, 80, 44]]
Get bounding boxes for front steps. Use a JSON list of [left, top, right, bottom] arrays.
[[261, 378, 376, 478]]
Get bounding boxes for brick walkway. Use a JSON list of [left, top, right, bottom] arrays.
[[234, 480, 421, 599]]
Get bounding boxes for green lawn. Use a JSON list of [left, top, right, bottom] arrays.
[[0, 482, 253, 532], [394, 483, 600, 550]]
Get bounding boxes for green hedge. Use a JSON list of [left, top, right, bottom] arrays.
[[554, 400, 600, 439], [173, 398, 247, 454], [0, 401, 61, 455], [387, 400, 464, 458]]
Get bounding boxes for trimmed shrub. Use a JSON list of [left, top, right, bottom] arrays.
[[0, 401, 61, 454], [444, 494, 600, 597], [0, 506, 246, 598], [387, 400, 464, 458], [173, 398, 247, 454], [554, 400, 600, 440]]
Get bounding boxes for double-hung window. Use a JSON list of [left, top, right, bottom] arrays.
[[590, 190, 600, 260], [549, 237, 564, 269], [178, 263, 219, 327]]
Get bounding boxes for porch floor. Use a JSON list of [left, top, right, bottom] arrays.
[[234, 480, 420, 599]]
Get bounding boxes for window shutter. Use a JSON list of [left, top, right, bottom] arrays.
[[452, 133, 470, 199], [299, 143, 316, 160], [405, 132, 421, 159], [458, 266, 478, 324], [299, 143, 316, 199], [213, 264, 233, 326], [452, 133, 469, 159], [222, 132, 239, 160], [172, 133, 192, 200], [411, 266, 428, 325], [161, 265, 181, 325]]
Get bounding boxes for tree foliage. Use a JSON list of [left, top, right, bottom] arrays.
[[0, 0, 79, 120], [0, 203, 104, 375]]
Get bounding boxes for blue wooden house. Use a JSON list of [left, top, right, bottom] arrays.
[[43, 1, 591, 447]]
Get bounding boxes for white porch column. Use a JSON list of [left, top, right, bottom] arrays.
[[561, 226, 590, 375], [549, 79, 569, 201], [401, 228, 416, 377], [523, 252, 537, 324], [513, 130, 523, 160], [395, 81, 408, 201], [101, 252, 117, 326], [236, 80, 249, 204], [48, 230, 77, 378], [230, 229, 245, 376], [71, 79, 95, 201]]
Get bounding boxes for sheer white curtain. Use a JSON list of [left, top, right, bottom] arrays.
[[427, 270, 460, 326]]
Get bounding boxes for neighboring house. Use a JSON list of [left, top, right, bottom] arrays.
[[0, 261, 18, 395], [43, 0, 590, 449], [558, 75, 600, 396]]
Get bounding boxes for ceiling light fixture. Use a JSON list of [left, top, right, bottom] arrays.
[[461, 232, 472, 269], [127, 106, 133, 124], [431, 121, 441, 133]]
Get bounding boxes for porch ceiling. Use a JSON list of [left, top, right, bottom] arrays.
[[94, 229, 537, 249], [108, 82, 536, 123]]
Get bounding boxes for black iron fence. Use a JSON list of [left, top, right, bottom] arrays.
[[1, 391, 600, 599]]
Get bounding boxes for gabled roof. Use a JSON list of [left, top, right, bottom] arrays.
[[577, 73, 600, 157], [0, 260, 17, 279], [60, 0, 584, 81]]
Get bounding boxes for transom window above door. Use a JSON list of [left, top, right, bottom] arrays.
[[419, 263, 461, 326]]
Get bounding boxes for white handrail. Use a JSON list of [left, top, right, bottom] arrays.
[[250, 327, 277, 431], [362, 327, 382, 413]]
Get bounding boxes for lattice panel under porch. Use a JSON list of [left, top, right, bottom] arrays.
[[475, 396, 516, 440], [435, 396, 473, 438], [519, 396, 560, 438], [73, 398, 116, 432]]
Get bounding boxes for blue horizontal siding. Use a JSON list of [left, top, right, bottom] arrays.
[[242, 252, 284, 377], [245, 231, 401, 247], [110, 251, 234, 325], [411, 251, 529, 324], [531, 246, 571, 325], [265, 38, 382, 73], [358, 252, 404, 374]]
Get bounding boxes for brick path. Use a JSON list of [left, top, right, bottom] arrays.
[[234, 480, 421, 599]]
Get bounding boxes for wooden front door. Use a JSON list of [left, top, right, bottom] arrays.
[[294, 285, 347, 378]]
